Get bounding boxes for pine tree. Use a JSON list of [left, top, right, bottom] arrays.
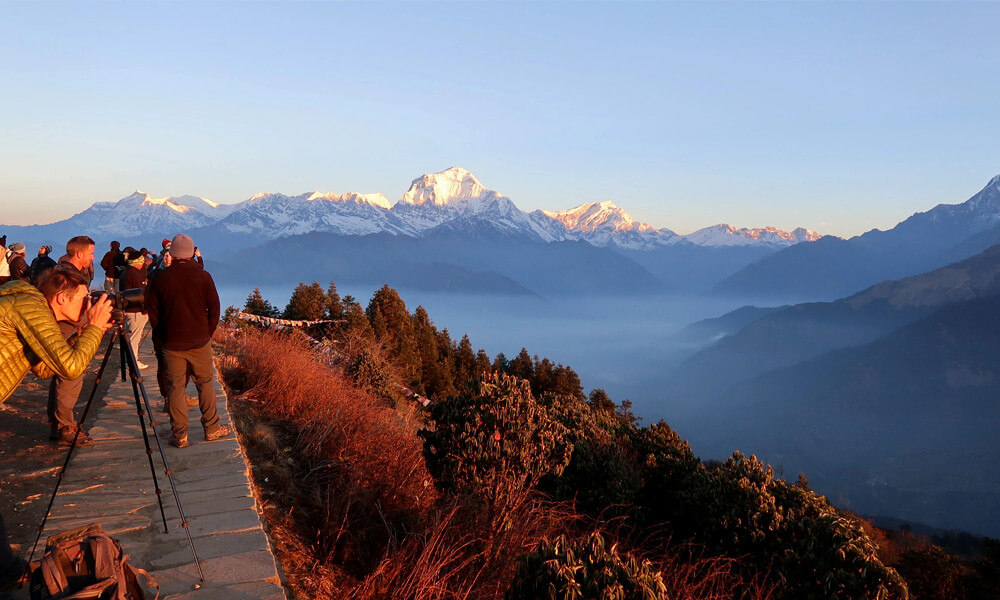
[[283, 281, 327, 321], [508, 347, 534, 382], [454, 334, 476, 390], [326, 280, 344, 321], [340, 298, 376, 356], [366, 285, 420, 387], [244, 287, 280, 318], [413, 306, 441, 395], [475, 348, 492, 375]]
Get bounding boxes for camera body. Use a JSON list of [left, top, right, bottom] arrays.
[[90, 288, 144, 321]]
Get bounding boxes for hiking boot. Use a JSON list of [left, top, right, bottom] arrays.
[[186, 395, 199, 407], [136, 360, 150, 370], [169, 434, 189, 448], [204, 424, 231, 442], [56, 426, 94, 447]]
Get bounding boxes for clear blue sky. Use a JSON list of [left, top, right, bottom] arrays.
[[1, 1, 998, 238]]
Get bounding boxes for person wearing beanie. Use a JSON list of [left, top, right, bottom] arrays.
[[30, 245, 57, 283], [146, 233, 229, 448], [120, 249, 151, 370], [6, 243, 30, 283]]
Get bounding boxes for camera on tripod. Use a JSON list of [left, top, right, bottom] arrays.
[[89, 288, 144, 321]]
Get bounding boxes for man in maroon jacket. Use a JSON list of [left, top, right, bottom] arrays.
[[99, 240, 122, 293], [145, 234, 230, 448]]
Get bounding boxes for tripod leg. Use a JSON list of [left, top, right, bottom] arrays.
[[125, 360, 170, 534], [121, 325, 207, 582], [26, 329, 122, 568]]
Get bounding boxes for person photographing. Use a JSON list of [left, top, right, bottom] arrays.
[[0, 270, 113, 590]]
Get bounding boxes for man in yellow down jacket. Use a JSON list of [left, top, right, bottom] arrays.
[[0, 269, 112, 589]]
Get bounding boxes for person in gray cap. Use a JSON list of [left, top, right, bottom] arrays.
[[5, 243, 30, 283], [145, 233, 230, 448]]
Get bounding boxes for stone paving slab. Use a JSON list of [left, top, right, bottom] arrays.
[[7, 341, 288, 600]]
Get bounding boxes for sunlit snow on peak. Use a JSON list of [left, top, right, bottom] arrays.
[[398, 166, 492, 207]]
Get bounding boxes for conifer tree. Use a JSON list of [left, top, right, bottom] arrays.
[[283, 281, 327, 321], [508, 348, 534, 382], [413, 306, 443, 395], [244, 287, 280, 318], [366, 285, 420, 386], [454, 335, 476, 389], [326, 280, 344, 321], [588, 388, 615, 414], [475, 348, 492, 375], [339, 297, 376, 356]]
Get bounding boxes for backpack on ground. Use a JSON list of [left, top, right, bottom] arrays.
[[29, 523, 158, 600]]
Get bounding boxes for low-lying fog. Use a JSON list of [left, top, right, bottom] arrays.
[[218, 283, 754, 447]]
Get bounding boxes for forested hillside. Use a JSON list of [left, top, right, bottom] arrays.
[[216, 281, 1000, 600]]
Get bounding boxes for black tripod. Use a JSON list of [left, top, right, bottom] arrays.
[[25, 315, 206, 582]]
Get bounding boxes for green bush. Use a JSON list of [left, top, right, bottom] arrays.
[[507, 532, 669, 600], [419, 372, 572, 506]]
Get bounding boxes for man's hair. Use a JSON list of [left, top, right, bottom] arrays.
[[36, 268, 89, 302], [66, 236, 95, 257]]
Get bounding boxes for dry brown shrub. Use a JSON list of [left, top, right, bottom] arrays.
[[232, 329, 435, 517]]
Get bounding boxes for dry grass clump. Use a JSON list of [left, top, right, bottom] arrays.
[[230, 329, 434, 515], [353, 487, 581, 600], [219, 328, 436, 585]]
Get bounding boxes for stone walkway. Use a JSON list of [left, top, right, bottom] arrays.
[[7, 339, 286, 600]]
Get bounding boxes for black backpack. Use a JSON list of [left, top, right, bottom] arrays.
[[29, 524, 158, 600]]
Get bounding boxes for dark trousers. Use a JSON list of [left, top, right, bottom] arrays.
[[163, 342, 220, 438], [47, 321, 85, 433], [153, 335, 168, 399]]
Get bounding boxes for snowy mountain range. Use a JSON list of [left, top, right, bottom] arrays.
[[1, 167, 821, 251]]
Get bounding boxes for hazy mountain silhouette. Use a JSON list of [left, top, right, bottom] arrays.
[[210, 228, 668, 296], [715, 175, 1000, 300], [691, 292, 1000, 537], [670, 243, 1000, 398]]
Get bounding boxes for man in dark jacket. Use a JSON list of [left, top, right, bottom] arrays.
[[120, 249, 150, 369], [99, 241, 122, 294], [145, 234, 230, 448], [29, 245, 57, 283], [47, 235, 97, 445]]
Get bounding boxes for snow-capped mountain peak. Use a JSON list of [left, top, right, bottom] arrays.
[[685, 224, 821, 247], [305, 191, 392, 210], [543, 201, 639, 233], [397, 166, 492, 207]]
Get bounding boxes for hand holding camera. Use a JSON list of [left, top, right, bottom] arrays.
[[86, 293, 114, 332]]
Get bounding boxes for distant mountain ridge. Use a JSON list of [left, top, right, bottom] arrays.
[[716, 174, 1000, 300], [670, 243, 1000, 399], [0, 166, 822, 252], [664, 243, 1000, 537]]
